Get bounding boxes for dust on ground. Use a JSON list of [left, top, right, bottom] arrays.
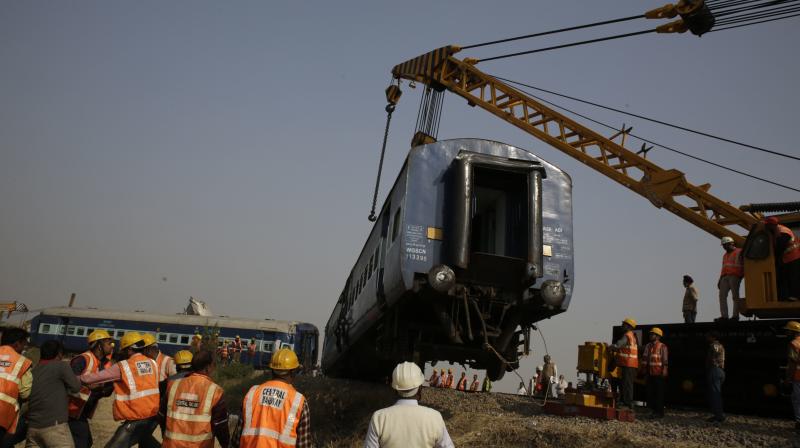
[[80, 374, 796, 447]]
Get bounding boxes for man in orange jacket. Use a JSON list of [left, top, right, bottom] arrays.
[[68, 329, 115, 447], [162, 350, 229, 447], [80, 331, 160, 448], [0, 328, 32, 444], [765, 217, 800, 301], [237, 348, 311, 448]]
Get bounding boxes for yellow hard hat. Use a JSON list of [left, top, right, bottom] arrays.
[[269, 348, 300, 371], [785, 321, 800, 333], [87, 329, 113, 344], [622, 317, 637, 328], [141, 333, 157, 347], [448, 368, 452, 373], [192, 333, 201, 339], [440, 368, 445, 373], [174, 350, 193, 366], [650, 327, 664, 337], [119, 331, 144, 350]]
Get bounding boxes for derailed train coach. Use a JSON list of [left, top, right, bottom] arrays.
[[323, 138, 574, 380]]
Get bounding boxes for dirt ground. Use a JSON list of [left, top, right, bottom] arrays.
[[71, 374, 797, 447]]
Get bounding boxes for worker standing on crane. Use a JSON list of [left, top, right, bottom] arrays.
[[784, 321, 800, 431], [612, 318, 639, 409], [640, 328, 669, 418], [68, 329, 115, 447], [718, 236, 744, 321], [764, 217, 800, 301], [0, 328, 32, 443], [79, 331, 160, 447], [682, 275, 699, 323]]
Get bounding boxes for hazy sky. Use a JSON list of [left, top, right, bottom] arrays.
[[2, 1, 798, 392]]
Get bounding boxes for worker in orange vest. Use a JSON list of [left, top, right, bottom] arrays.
[[190, 333, 202, 354], [427, 369, 439, 387], [765, 217, 800, 301], [718, 236, 744, 321], [0, 328, 33, 442], [246, 339, 257, 365], [232, 336, 243, 364], [142, 333, 177, 383], [784, 321, 800, 431], [218, 341, 229, 366], [469, 374, 480, 392], [79, 331, 160, 447], [238, 348, 311, 447], [444, 368, 454, 389], [456, 372, 468, 391], [68, 329, 115, 447], [640, 327, 669, 418], [437, 368, 446, 388], [162, 350, 230, 448], [611, 317, 639, 409]]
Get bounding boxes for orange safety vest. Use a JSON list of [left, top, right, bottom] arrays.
[[240, 380, 305, 448], [157, 352, 177, 382], [720, 248, 744, 277], [791, 337, 800, 382], [68, 351, 111, 419], [112, 353, 160, 421], [641, 341, 667, 377], [233, 340, 243, 352], [778, 225, 800, 264], [0, 345, 32, 433], [456, 377, 467, 391], [615, 331, 639, 368], [428, 372, 439, 386], [162, 373, 223, 448], [469, 380, 479, 392], [220, 346, 229, 359], [248, 343, 257, 355]]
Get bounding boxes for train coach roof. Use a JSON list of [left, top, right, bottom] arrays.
[[38, 306, 311, 334]]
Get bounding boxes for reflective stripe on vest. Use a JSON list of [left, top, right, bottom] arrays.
[[240, 381, 305, 448], [112, 353, 160, 421], [158, 353, 175, 382], [0, 346, 31, 433], [720, 248, 744, 277], [642, 341, 666, 376], [163, 375, 221, 448], [792, 338, 800, 382], [68, 351, 99, 419], [778, 225, 800, 264], [615, 331, 639, 368]]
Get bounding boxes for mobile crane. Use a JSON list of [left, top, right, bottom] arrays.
[[381, 4, 799, 415]]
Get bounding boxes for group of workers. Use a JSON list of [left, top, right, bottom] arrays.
[[426, 368, 491, 393], [214, 336, 258, 366]]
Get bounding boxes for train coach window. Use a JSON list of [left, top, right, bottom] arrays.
[[158, 334, 167, 343], [41, 324, 51, 334], [76, 327, 85, 336], [115, 330, 124, 338], [262, 342, 274, 352], [391, 207, 402, 243], [169, 334, 178, 344], [180, 335, 189, 344], [66, 326, 76, 336]]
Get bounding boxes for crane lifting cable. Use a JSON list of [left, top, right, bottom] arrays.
[[492, 76, 800, 162]]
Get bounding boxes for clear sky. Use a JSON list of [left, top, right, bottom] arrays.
[[2, 1, 798, 392]]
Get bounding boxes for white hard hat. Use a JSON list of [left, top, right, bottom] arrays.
[[391, 362, 425, 397], [721, 236, 734, 245]]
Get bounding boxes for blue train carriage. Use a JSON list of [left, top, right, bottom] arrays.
[[30, 307, 319, 370], [323, 138, 573, 380]]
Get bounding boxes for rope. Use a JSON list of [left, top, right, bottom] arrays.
[[478, 29, 655, 63], [498, 78, 800, 193], [462, 14, 645, 49], [493, 77, 800, 162], [368, 104, 394, 222]]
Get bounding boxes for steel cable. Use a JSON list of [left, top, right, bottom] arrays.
[[493, 77, 800, 162], [496, 78, 800, 193]]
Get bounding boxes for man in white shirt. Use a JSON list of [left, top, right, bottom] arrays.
[[364, 362, 455, 448]]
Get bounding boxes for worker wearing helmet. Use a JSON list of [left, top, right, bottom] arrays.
[[718, 236, 744, 321], [141, 333, 177, 383], [232, 335, 243, 364], [438, 368, 446, 388], [161, 350, 230, 448], [612, 318, 639, 409], [765, 217, 800, 302], [427, 368, 440, 388], [238, 348, 311, 448], [79, 331, 160, 447], [784, 321, 800, 430], [190, 333, 202, 353], [364, 361, 455, 448], [444, 368, 454, 389], [67, 329, 115, 447], [641, 328, 669, 418], [0, 327, 32, 442]]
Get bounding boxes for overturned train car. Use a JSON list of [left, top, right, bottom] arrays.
[[323, 139, 573, 380]]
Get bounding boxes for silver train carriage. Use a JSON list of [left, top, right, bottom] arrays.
[[323, 139, 573, 380]]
